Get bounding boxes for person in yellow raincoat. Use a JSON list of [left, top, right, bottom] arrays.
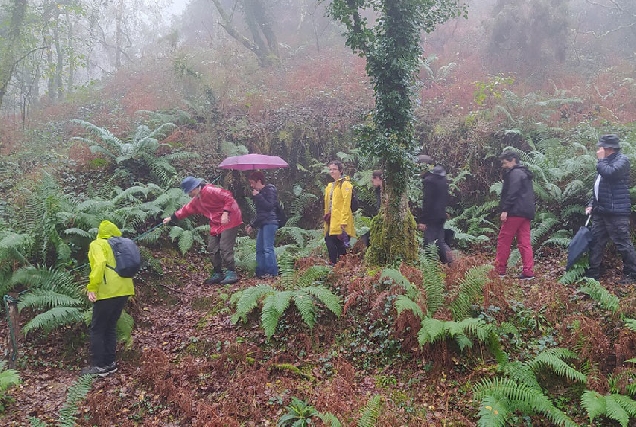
[[323, 160, 356, 265], [81, 220, 135, 377]]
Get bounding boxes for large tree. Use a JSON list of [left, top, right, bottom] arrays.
[[327, 0, 466, 265]]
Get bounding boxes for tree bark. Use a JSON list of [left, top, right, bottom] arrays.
[[0, 0, 28, 112]]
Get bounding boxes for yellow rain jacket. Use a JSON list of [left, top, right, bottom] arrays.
[[87, 220, 135, 301], [323, 177, 356, 237]]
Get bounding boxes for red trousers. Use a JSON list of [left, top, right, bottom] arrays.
[[495, 216, 534, 276]]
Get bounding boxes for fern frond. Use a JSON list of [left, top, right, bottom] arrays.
[[358, 394, 382, 427], [57, 374, 94, 427], [304, 286, 342, 317], [116, 310, 134, 347], [230, 284, 275, 324], [0, 362, 21, 391], [17, 290, 83, 311], [261, 291, 292, 339], [581, 390, 606, 423], [477, 393, 509, 427], [418, 317, 446, 345], [22, 307, 85, 335], [605, 394, 630, 427], [528, 348, 586, 383], [449, 264, 491, 321], [579, 278, 620, 313], [395, 295, 424, 320], [380, 268, 418, 299], [293, 289, 317, 329]]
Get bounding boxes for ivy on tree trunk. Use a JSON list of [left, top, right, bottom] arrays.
[[326, 0, 467, 265]]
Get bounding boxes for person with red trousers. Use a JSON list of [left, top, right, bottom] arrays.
[[163, 177, 243, 285], [495, 151, 536, 279]]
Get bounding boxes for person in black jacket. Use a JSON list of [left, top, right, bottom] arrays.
[[417, 165, 452, 264], [495, 151, 536, 279], [246, 171, 279, 278], [585, 134, 636, 283]]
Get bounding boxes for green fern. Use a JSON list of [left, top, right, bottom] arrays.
[[581, 390, 636, 427], [17, 290, 83, 312], [419, 247, 445, 316], [57, 374, 95, 427], [230, 284, 276, 324], [449, 264, 492, 320], [578, 278, 620, 313], [22, 306, 85, 335], [29, 374, 94, 427], [395, 295, 424, 320], [527, 348, 587, 383], [380, 268, 418, 299], [358, 394, 382, 427], [0, 361, 21, 412], [231, 284, 341, 339], [474, 377, 578, 427], [262, 291, 293, 338]]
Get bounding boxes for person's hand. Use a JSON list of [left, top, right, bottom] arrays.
[[340, 224, 346, 232], [162, 217, 171, 225], [417, 223, 426, 231], [500, 212, 508, 222], [221, 211, 229, 224], [596, 147, 606, 160], [585, 206, 592, 215], [87, 291, 97, 303], [246, 225, 253, 235], [252, 189, 259, 196]]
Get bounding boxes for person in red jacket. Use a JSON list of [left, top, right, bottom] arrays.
[[163, 177, 243, 285]]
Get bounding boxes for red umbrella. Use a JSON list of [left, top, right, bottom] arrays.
[[218, 153, 289, 170]]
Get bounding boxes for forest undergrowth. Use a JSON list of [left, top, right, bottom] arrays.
[[2, 242, 636, 426]]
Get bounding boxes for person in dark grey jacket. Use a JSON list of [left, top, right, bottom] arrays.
[[418, 165, 452, 264], [495, 151, 536, 279], [585, 134, 636, 283], [246, 171, 279, 278]]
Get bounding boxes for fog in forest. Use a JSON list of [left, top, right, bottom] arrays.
[[1, 0, 635, 124]]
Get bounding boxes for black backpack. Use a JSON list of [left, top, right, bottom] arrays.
[[107, 237, 141, 278], [275, 203, 287, 228], [350, 187, 360, 212]]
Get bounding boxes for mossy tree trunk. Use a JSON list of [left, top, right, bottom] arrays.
[[327, 0, 466, 266]]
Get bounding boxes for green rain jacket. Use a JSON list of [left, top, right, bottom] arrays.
[[87, 220, 135, 300]]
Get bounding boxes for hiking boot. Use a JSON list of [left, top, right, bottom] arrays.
[[220, 270, 238, 285], [103, 362, 118, 374], [518, 273, 535, 280], [619, 275, 636, 286], [80, 365, 112, 377], [203, 272, 224, 285]]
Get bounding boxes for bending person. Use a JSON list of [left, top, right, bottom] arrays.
[[163, 177, 243, 285]]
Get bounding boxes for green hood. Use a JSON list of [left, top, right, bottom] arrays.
[[97, 220, 122, 239]]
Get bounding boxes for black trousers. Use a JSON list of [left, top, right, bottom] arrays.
[[423, 219, 452, 264], [588, 215, 636, 277], [90, 296, 128, 367], [325, 234, 347, 265]]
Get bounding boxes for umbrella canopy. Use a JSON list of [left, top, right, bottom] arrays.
[[566, 220, 594, 271], [218, 154, 289, 170]]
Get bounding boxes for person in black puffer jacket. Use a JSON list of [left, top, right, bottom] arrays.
[[585, 134, 636, 284], [418, 165, 452, 264], [246, 171, 279, 278], [495, 151, 536, 279]]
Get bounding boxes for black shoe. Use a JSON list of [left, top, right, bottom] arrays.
[[518, 274, 535, 280], [103, 362, 118, 374], [80, 365, 112, 377], [619, 276, 636, 286], [203, 272, 224, 285]]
